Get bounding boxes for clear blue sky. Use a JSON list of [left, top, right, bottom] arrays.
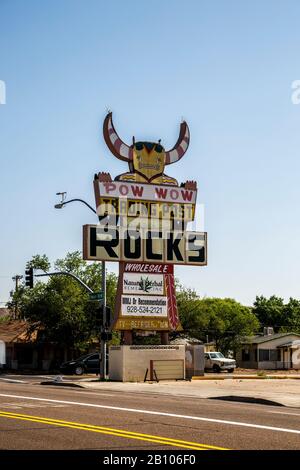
[[1, 0, 300, 306]]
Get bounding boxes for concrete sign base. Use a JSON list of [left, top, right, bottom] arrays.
[[109, 345, 185, 382]]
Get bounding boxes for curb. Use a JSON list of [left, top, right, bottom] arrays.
[[209, 395, 284, 407], [192, 375, 300, 380], [267, 376, 300, 380], [40, 381, 84, 388], [192, 376, 265, 380]]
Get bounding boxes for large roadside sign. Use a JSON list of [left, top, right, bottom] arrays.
[[83, 225, 207, 266], [83, 112, 207, 333]]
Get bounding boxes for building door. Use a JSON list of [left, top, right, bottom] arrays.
[[0, 340, 5, 366]]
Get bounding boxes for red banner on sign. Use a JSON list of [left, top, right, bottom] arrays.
[[165, 273, 180, 330]]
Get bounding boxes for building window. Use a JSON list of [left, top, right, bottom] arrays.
[[270, 349, 280, 361], [242, 349, 250, 361], [277, 349, 282, 361], [258, 349, 279, 362], [17, 348, 33, 365], [259, 349, 270, 361]]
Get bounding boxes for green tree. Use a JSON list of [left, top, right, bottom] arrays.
[[7, 252, 118, 351], [280, 298, 300, 334], [199, 298, 259, 354], [176, 284, 209, 337], [252, 295, 285, 331], [176, 286, 259, 355], [28, 254, 51, 272]]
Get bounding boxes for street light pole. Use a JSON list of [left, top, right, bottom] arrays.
[[100, 261, 107, 379], [54, 197, 97, 214], [54, 193, 107, 380]]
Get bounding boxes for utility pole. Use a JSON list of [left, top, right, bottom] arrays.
[[100, 261, 107, 379], [12, 274, 23, 291], [12, 275, 23, 319]]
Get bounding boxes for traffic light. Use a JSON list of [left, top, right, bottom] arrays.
[[95, 305, 103, 328], [95, 305, 111, 328], [101, 331, 112, 341], [25, 266, 34, 288], [105, 306, 111, 328]]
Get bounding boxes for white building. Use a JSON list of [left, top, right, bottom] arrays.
[[237, 330, 300, 370]]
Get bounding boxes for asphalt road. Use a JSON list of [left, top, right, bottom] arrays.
[[0, 378, 300, 450]]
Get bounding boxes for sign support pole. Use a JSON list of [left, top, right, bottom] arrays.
[[100, 260, 107, 379]]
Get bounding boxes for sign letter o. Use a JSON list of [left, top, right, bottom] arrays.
[[170, 189, 179, 200], [120, 185, 129, 196]]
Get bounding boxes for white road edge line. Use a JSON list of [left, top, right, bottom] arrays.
[[0, 393, 300, 435], [266, 410, 300, 417], [0, 379, 27, 383]]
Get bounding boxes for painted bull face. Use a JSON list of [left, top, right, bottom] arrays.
[[103, 112, 190, 182], [133, 142, 165, 180]]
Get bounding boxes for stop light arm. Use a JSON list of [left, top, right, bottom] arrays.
[[34, 271, 94, 293]]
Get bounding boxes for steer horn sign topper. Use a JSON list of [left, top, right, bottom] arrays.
[[101, 112, 196, 189]]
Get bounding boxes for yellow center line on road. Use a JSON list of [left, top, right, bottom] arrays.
[[0, 410, 228, 451]]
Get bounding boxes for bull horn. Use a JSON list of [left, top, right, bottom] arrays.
[[103, 112, 133, 162], [165, 121, 190, 164]]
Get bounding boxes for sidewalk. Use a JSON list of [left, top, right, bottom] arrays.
[[50, 377, 300, 408]]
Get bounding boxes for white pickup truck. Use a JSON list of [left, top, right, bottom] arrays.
[[204, 352, 236, 373]]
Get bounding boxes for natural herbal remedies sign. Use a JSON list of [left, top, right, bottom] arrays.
[[123, 273, 164, 295], [121, 295, 168, 317]]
